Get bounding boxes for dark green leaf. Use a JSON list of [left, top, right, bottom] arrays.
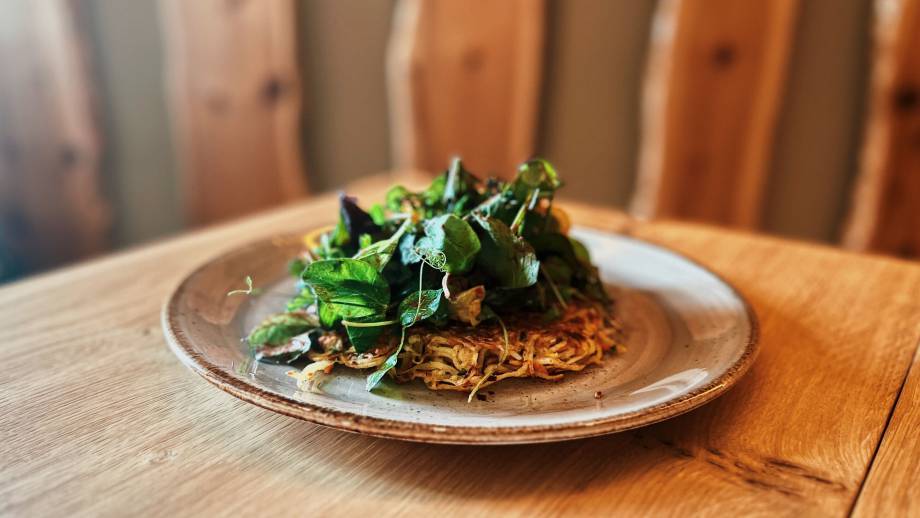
[[354, 220, 411, 271], [302, 259, 390, 319], [415, 214, 480, 273], [366, 329, 405, 391], [570, 237, 591, 263], [248, 312, 318, 346], [343, 315, 392, 353], [398, 289, 443, 326], [473, 215, 540, 288]]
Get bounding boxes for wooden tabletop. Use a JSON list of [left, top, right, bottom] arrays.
[[3, 172, 920, 517]]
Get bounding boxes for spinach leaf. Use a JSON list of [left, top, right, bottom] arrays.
[[366, 329, 405, 391], [398, 289, 443, 326], [415, 214, 480, 273], [248, 312, 318, 346], [302, 258, 390, 319], [343, 315, 392, 353], [353, 220, 411, 271], [473, 215, 540, 288], [318, 300, 339, 328]]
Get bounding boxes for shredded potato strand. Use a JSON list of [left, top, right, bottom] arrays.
[[307, 301, 622, 398]]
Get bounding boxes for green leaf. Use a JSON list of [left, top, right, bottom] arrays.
[[343, 315, 391, 353], [285, 288, 316, 312], [254, 329, 320, 364], [368, 203, 387, 225], [318, 300, 340, 328], [353, 220, 411, 271], [473, 215, 540, 288], [366, 328, 405, 391], [514, 158, 561, 199], [398, 289, 443, 326], [570, 237, 591, 263], [248, 312, 318, 346], [302, 259, 390, 319], [542, 256, 574, 286], [386, 185, 411, 211], [415, 214, 480, 273]]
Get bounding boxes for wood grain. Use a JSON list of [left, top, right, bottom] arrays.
[[1, 172, 918, 515], [387, 0, 545, 179], [160, 0, 308, 225], [0, 0, 109, 276], [843, 0, 920, 257], [632, 0, 799, 228], [853, 342, 920, 515]]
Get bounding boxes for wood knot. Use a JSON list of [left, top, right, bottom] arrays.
[[261, 76, 287, 105], [461, 47, 486, 72], [893, 85, 918, 112], [711, 44, 736, 69], [206, 94, 229, 114], [59, 146, 79, 169]]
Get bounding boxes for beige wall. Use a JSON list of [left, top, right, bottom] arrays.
[[82, 0, 872, 248]]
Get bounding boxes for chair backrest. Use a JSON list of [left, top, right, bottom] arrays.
[[631, 0, 799, 229], [387, 0, 545, 179], [160, 0, 308, 226], [843, 0, 920, 256], [0, 0, 109, 278]]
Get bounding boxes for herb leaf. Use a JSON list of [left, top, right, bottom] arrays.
[[473, 215, 540, 288], [353, 220, 411, 272], [343, 315, 392, 353], [248, 312, 318, 346], [302, 258, 390, 318], [414, 214, 480, 273], [398, 289, 443, 326], [366, 328, 405, 391]]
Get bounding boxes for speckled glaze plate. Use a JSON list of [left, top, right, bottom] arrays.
[[163, 226, 758, 444]]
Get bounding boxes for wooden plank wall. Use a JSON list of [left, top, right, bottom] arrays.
[[387, 0, 545, 179], [844, 0, 920, 257], [159, 0, 308, 226], [632, 0, 800, 229], [0, 0, 109, 278]]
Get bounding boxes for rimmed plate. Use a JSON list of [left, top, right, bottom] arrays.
[[163, 226, 758, 444]]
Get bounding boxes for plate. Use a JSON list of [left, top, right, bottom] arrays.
[[163, 226, 758, 444]]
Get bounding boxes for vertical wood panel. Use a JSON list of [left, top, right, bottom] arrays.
[[843, 0, 920, 256], [632, 0, 799, 228], [387, 0, 545, 178], [0, 0, 109, 276], [160, 0, 307, 225]]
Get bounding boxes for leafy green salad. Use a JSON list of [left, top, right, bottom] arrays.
[[240, 158, 610, 391]]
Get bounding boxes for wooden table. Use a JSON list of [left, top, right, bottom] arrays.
[[3, 172, 920, 516]]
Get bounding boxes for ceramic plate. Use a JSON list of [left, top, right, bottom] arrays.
[[163, 227, 758, 444]]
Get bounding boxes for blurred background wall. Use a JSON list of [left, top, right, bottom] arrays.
[[0, 0, 883, 282]]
